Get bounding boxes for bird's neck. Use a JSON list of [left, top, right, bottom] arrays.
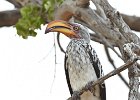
[[71, 38, 90, 44]]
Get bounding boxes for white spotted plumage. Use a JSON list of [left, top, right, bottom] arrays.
[[65, 39, 106, 100], [45, 20, 106, 100]]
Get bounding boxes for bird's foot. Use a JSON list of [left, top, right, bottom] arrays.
[[71, 91, 80, 100], [85, 81, 93, 92]]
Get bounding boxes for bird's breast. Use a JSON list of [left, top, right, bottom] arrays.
[[66, 40, 98, 91]]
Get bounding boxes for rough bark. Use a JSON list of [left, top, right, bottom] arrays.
[[122, 14, 140, 32]]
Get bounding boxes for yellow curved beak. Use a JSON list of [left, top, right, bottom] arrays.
[[45, 20, 79, 38]]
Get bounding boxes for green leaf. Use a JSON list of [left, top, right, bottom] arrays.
[[15, 0, 64, 39], [16, 5, 45, 39]]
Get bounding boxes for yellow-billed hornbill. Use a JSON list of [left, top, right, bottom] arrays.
[[45, 20, 106, 100]]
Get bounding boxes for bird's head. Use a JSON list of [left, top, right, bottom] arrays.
[[45, 20, 90, 42]]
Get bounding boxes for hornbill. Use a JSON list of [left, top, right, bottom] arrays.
[[45, 20, 106, 100]]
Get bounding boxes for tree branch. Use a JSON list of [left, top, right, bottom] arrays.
[[1, 0, 140, 33], [6, 0, 22, 8], [104, 46, 129, 88], [123, 42, 140, 100], [122, 14, 140, 32], [0, 10, 21, 27]]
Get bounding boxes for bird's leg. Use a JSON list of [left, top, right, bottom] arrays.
[[71, 91, 80, 100], [85, 81, 94, 92]]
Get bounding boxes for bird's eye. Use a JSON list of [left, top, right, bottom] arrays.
[[73, 26, 79, 31]]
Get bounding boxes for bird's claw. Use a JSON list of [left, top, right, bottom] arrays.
[[85, 81, 93, 92], [71, 91, 80, 100]]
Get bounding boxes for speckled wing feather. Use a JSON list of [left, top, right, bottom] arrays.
[[87, 45, 106, 100]]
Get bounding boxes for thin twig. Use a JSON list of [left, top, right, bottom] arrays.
[[54, 32, 57, 66], [111, 47, 123, 60], [50, 33, 57, 93], [57, 32, 66, 53], [38, 46, 54, 63], [104, 46, 129, 88]]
